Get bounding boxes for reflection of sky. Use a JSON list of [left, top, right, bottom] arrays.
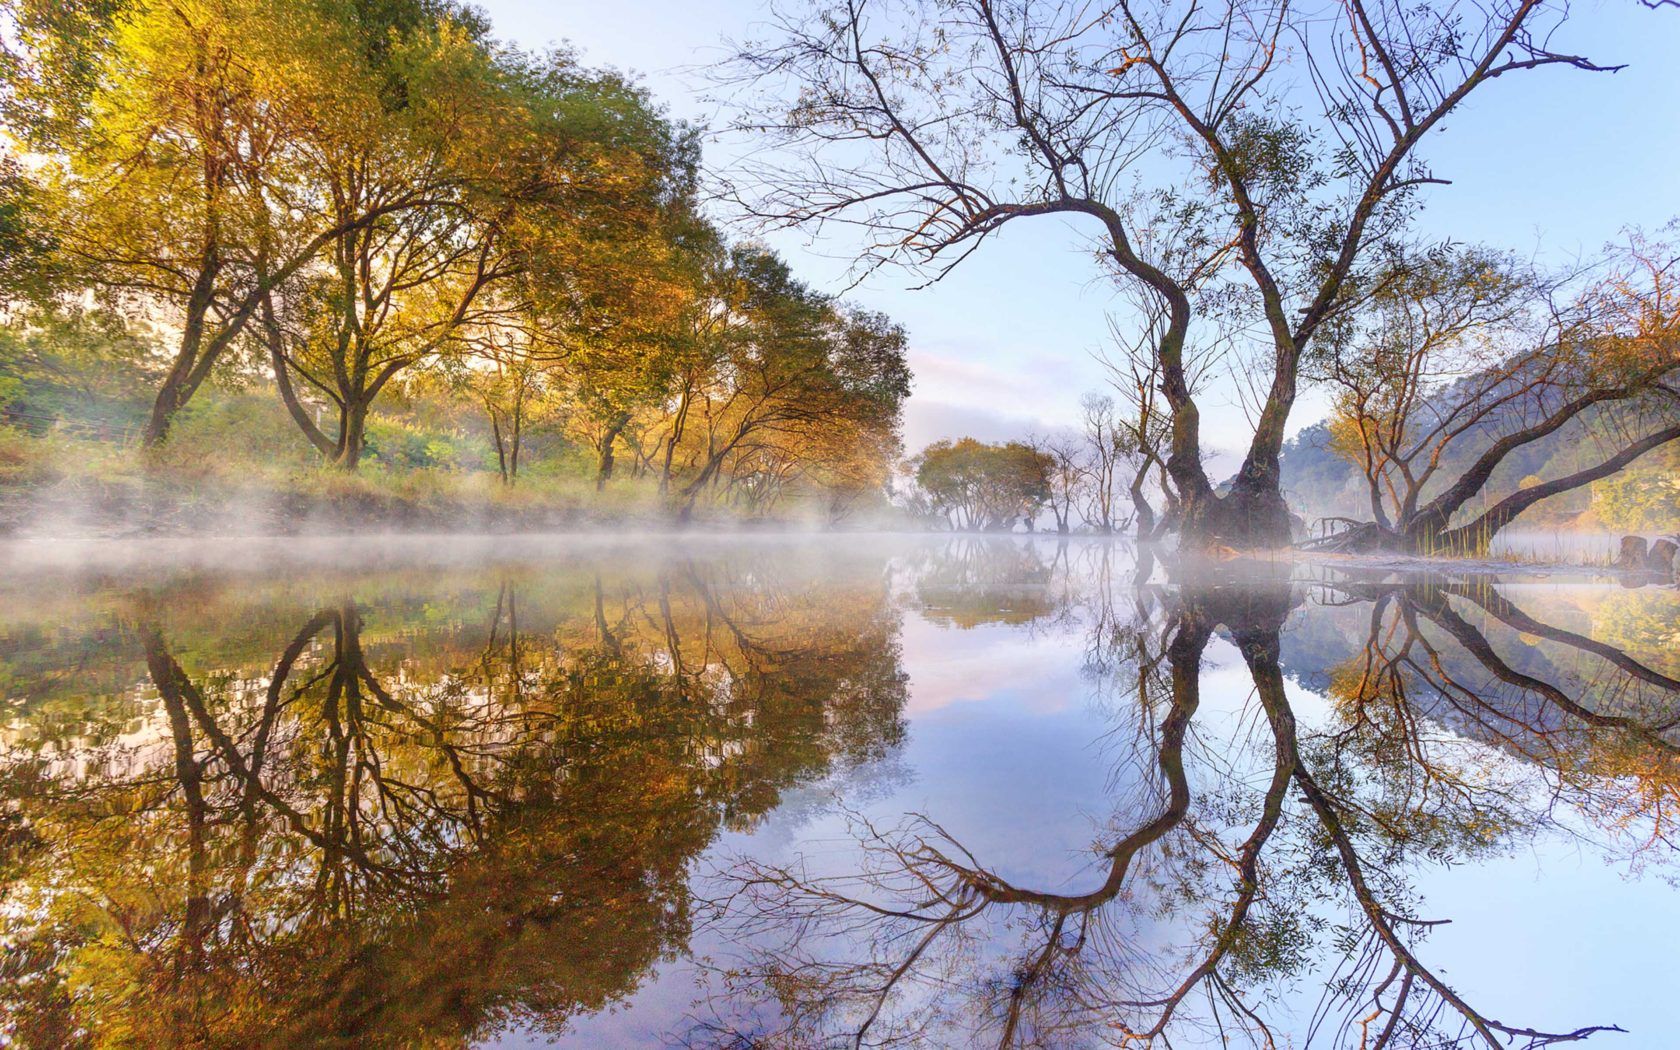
[[1422, 845, 1680, 1040], [528, 561, 1680, 1049], [897, 613, 1083, 717], [537, 605, 1132, 1047]]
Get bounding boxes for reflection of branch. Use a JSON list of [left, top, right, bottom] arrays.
[[714, 608, 1220, 1046], [1445, 584, 1680, 715], [714, 577, 1648, 1047], [139, 623, 408, 884], [1404, 587, 1680, 754]]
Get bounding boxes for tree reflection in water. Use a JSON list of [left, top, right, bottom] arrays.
[[699, 560, 1678, 1049], [0, 555, 907, 1047], [4, 543, 1679, 1049]]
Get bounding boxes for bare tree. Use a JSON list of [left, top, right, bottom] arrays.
[[1029, 431, 1089, 534], [721, 0, 1621, 549], [1077, 392, 1133, 533], [1098, 303, 1206, 541]]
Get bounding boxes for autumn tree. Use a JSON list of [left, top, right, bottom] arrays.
[[5, 0, 444, 446], [432, 323, 554, 485], [913, 437, 1052, 531], [256, 16, 698, 470], [626, 246, 911, 521], [0, 554, 910, 1043], [2, 0, 915, 516]]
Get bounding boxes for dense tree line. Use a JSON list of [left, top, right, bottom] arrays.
[[0, 0, 910, 523]]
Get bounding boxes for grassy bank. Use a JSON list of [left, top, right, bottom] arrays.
[[0, 426, 694, 536]]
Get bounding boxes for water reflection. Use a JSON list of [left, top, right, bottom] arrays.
[[1, 540, 1677, 1048], [697, 564, 1679, 1049], [0, 551, 906, 1047]]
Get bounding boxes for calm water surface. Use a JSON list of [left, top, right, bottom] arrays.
[[2, 536, 1678, 1048]]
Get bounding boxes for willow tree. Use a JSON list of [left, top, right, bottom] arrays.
[[724, 0, 1620, 548], [511, 90, 706, 491], [708, 575, 1670, 1046], [0, 556, 909, 1044]]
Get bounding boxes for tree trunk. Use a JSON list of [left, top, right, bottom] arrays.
[[264, 294, 338, 457], [143, 372, 191, 447], [142, 244, 222, 447], [1129, 458, 1158, 542], [509, 401, 521, 484], [490, 411, 509, 483], [1424, 422, 1680, 554], [596, 412, 630, 492], [336, 401, 368, 470], [1177, 481, 1295, 550]]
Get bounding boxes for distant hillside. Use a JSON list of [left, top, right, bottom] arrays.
[[1278, 406, 1679, 532]]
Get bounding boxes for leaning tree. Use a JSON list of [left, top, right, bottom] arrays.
[[1309, 234, 1680, 554]]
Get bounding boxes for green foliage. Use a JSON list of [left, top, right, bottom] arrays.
[[1592, 445, 1680, 531], [0, 305, 159, 436], [363, 415, 472, 471], [0, 156, 57, 298]]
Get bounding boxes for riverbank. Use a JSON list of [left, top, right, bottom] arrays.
[[0, 429, 891, 536], [0, 462, 651, 536], [1293, 548, 1666, 581]]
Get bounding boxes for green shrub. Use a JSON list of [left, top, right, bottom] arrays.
[[363, 416, 482, 472]]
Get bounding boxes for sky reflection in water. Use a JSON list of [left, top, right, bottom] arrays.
[[1, 537, 1677, 1049]]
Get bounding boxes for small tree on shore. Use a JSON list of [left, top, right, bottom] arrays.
[[914, 438, 1052, 531], [1030, 432, 1088, 535], [1077, 393, 1134, 534]]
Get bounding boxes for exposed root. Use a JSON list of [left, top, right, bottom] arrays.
[[1296, 520, 1391, 554]]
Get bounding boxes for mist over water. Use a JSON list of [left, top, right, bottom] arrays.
[[2, 535, 1677, 1048]]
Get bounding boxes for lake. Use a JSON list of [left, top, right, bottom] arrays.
[[2, 535, 1678, 1048]]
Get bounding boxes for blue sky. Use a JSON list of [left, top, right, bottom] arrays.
[[478, 1, 1680, 461]]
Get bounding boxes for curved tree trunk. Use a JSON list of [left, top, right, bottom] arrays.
[[263, 294, 338, 458], [1095, 210, 1296, 552], [1304, 421, 1680, 556], [1426, 422, 1680, 553]]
